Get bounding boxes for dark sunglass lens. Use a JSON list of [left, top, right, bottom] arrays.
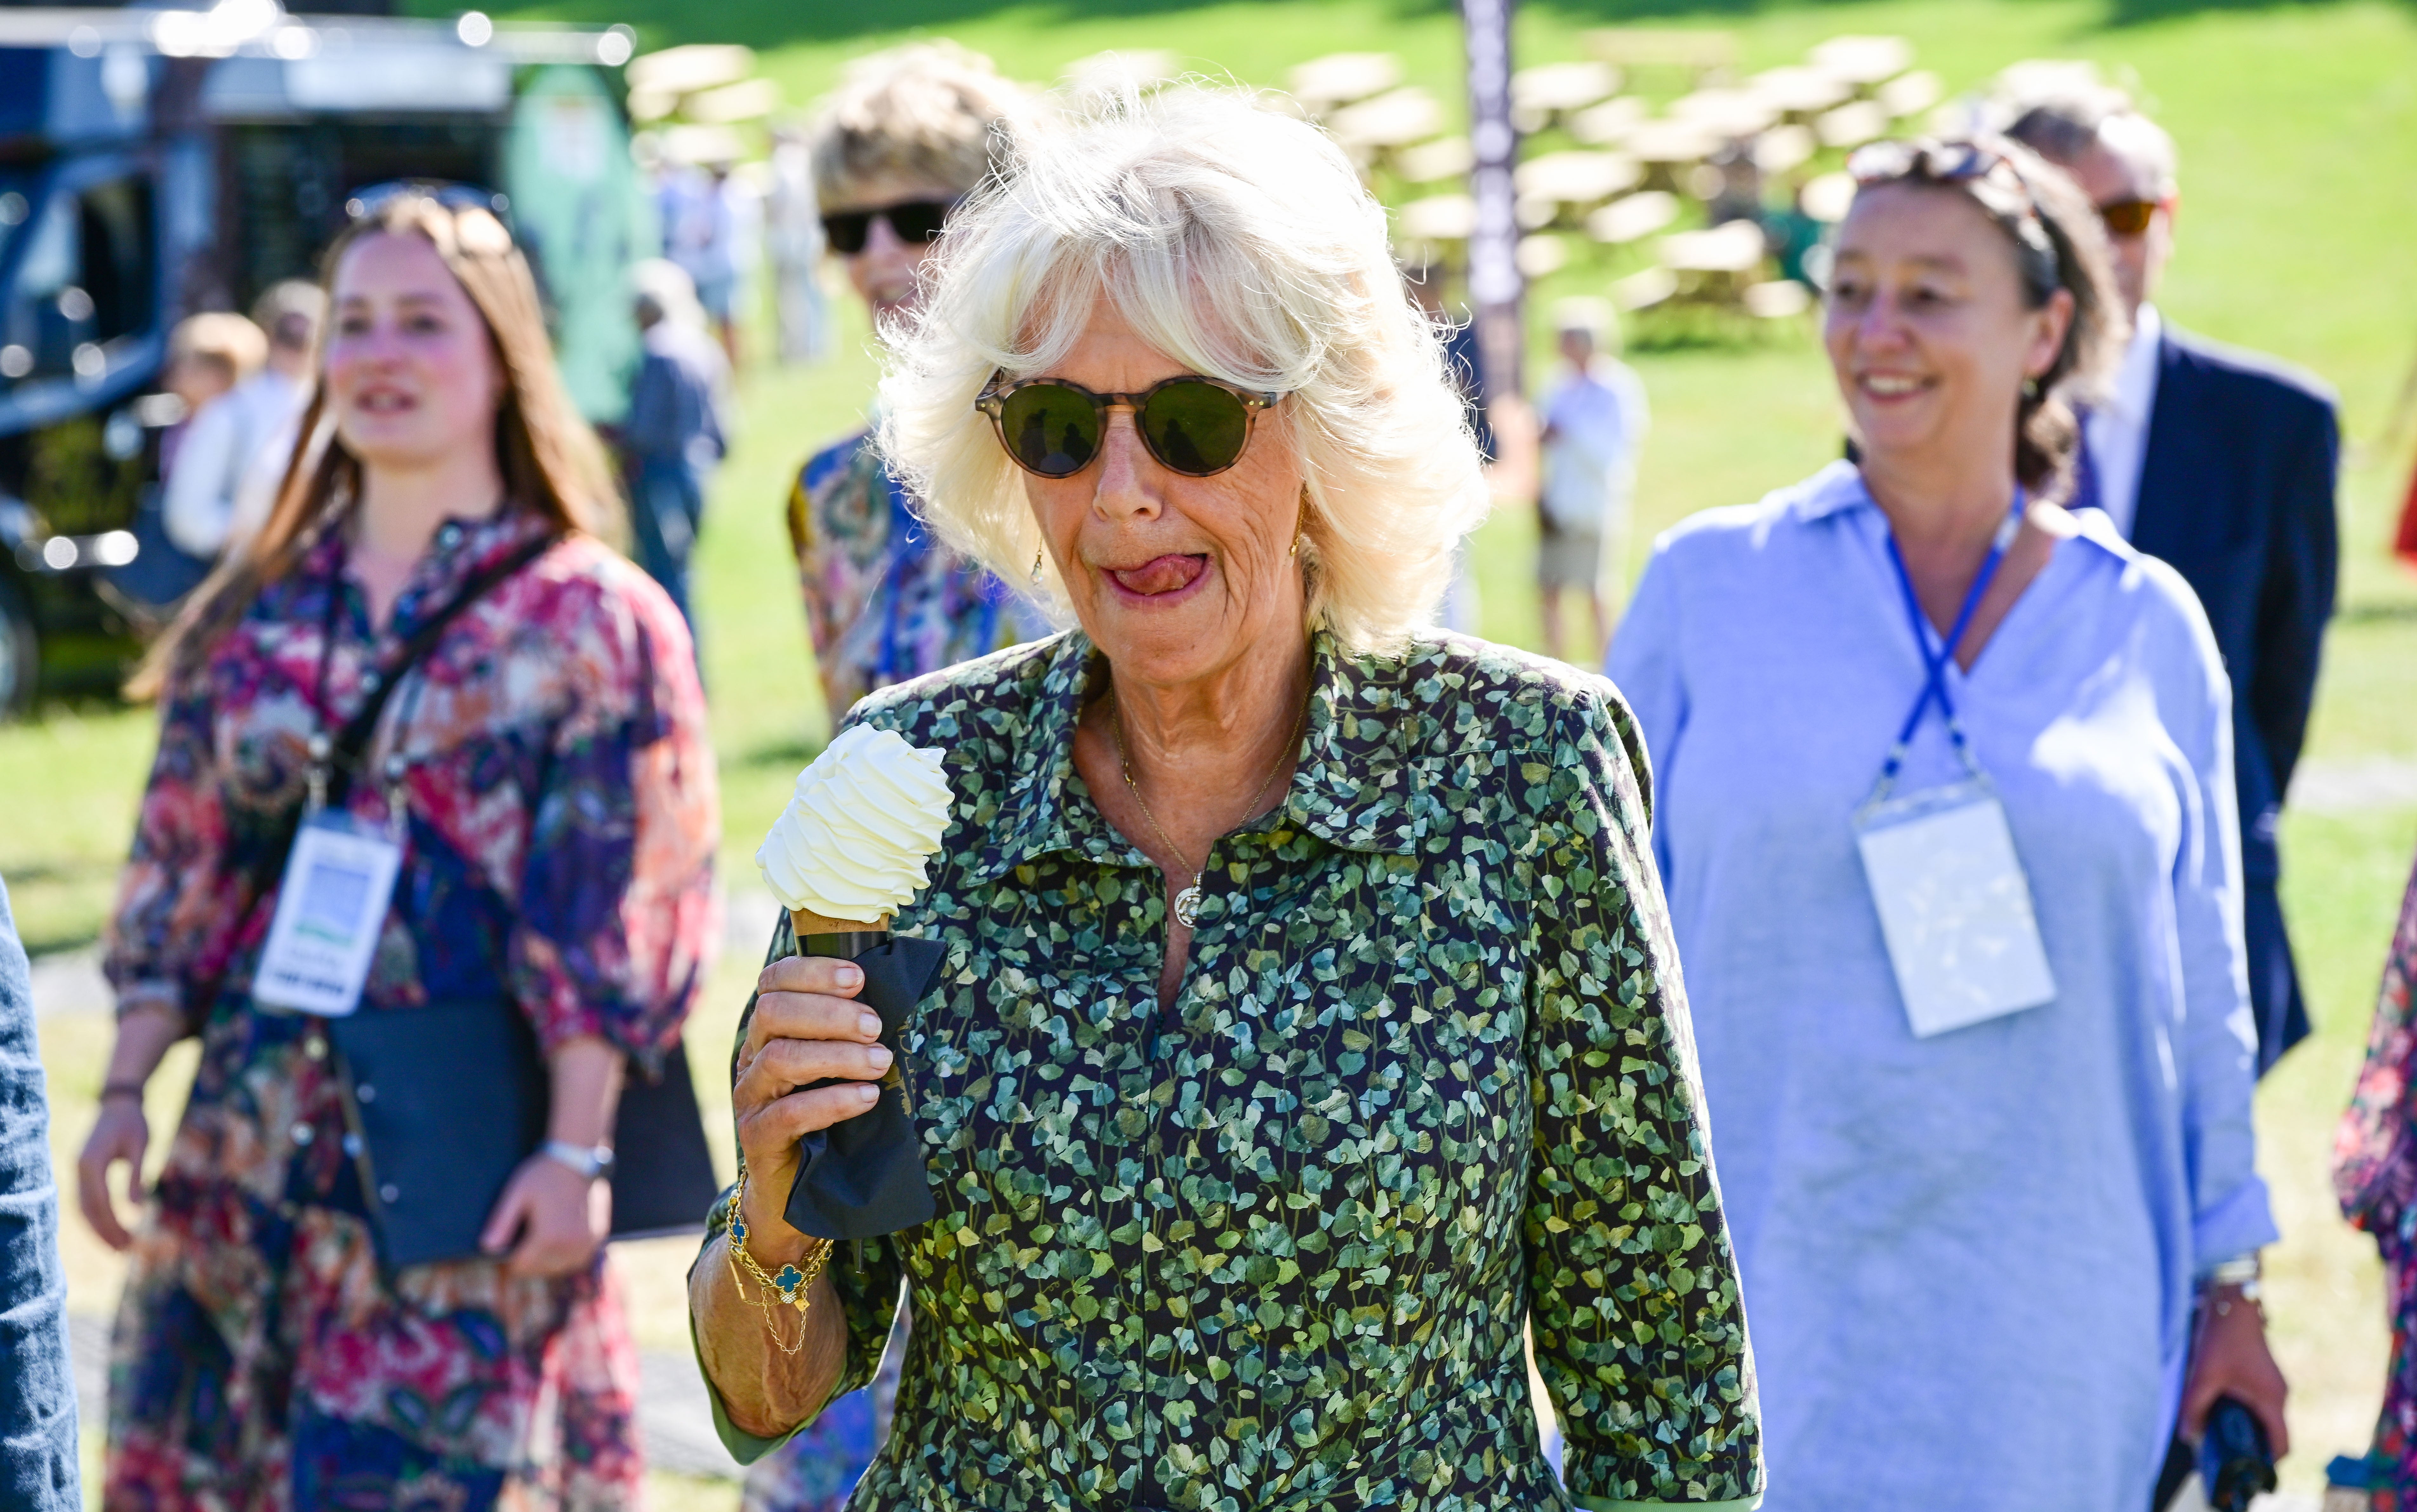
[[823, 212, 872, 255], [1141, 381, 1250, 475], [2099, 200, 2157, 236], [1000, 385, 1101, 477], [886, 201, 952, 243]]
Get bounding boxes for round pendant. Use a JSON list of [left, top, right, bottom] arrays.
[[1172, 885, 1203, 928]]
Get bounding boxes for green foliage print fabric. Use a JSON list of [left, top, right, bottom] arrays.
[[708, 628, 1762, 1510]]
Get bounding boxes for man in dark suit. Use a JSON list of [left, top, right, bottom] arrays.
[[2011, 94, 2339, 1075]]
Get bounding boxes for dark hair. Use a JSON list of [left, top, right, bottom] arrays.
[[1844, 135, 2122, 495], [132, 192, 619, 698]]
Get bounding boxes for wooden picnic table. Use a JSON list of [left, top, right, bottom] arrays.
[[1394, 136, 1474, 186], [1816, 100, 1890, 150], [1569, 95, 1646, 147], [1289, 52, 1400, 114], [1750, 64, 1854, 118], [1670, 86, 1778, 140], [1586, 189, 1680, 245], [1878, 70, 1942, 119], [1328, 86, 1443, 154], [1514, 150, 1643, 210], [1623, 117, 1724, 168], [1398, 193, 1476, 242], [1512, 60, 1620, 119], [1808, 34, 1913, 87]]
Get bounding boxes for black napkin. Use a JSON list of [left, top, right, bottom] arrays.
[[782, 935, 947, 1241]]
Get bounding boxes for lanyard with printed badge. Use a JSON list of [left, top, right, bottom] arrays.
[[1851, 492, 2058, 1038], [251, 531, 555, 1017]]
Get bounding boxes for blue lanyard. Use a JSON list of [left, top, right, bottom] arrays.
[[1873, 492, 2025, 795]]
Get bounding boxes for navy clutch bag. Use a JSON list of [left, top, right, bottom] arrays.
[[332, 1000, 544, 1271], [329, 998, 722, 1270]]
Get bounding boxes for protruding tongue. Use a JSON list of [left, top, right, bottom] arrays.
[[1110, 554, 1206, 595]]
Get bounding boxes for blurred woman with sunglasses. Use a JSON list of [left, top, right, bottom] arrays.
[[79, 190, 718, 1507], [688, 86, 1762, 1510], [1606, 137, 2283, 1509], [785, 43, 1049, 724]]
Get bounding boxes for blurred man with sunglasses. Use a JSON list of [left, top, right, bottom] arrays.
[[783, 43, 1049, 727], [2010, 90, 2338, 1086]]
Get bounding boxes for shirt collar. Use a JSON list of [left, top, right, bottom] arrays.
[[1786, 458, 1874, 523], [300, 504, 552, 641], [961, 626, 1427, 886], [2102, 302, 2163, 425]]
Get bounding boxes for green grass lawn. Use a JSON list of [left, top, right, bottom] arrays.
[[16, 0, 2417, 1502]]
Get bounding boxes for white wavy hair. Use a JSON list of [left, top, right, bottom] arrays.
[[877, 85, 1490, 652]]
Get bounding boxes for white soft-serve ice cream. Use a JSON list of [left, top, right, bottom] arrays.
[[756, 724, 954, 932]]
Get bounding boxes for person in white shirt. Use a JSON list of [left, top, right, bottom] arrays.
[[162, 282, 323, 560], [767, 124, 833, 366], [1535, 297, 1648, 661]]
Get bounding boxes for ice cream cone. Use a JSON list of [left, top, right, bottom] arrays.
[[789, 907, 887, 937], [791, 908, 891, 956]]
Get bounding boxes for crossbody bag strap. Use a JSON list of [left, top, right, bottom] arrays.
[[320, 530, 562, 807], [181, 531, 559, 1026], [244, 531, 562, 898]]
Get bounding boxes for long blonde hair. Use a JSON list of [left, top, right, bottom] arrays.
[[131, 190, 620, 697]]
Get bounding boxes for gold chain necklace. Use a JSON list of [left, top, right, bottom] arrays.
[[1109, 686, 1308, 929]]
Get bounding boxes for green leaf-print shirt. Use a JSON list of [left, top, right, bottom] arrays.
[[698, 628, 1763, 1511]]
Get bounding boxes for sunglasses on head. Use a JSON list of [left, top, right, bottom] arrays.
[[976, 374, 1283, 479], [2096, 198, 2161, 237], [822, 198, 958, 255], [1848, 137, 2005, 185], [346, 180, 509, 222]]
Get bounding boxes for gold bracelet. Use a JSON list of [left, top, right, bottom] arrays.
[[724, 1165, 833, 1356]]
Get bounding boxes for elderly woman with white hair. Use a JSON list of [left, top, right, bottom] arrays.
[[687, 87, 1762, 1511]]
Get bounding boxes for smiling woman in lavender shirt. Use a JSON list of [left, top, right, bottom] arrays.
[[1608, 136, 2283, 1511]]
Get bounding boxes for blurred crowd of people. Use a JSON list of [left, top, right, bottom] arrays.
[[7, 26, 2417, 1512]]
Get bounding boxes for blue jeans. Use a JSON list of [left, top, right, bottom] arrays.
[[629, 457, 706, 633], [0, 875, 80, 1509]]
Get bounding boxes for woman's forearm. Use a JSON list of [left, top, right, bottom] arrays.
[[690, 1232, 851, 1440], [545, 1034, 626, 1148], [106, 1000, 187, 1090]]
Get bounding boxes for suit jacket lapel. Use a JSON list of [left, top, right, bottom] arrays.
[[2128, 332, 2195, 555]]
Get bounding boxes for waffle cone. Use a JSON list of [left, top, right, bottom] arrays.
[[790, 908, 891, 938]]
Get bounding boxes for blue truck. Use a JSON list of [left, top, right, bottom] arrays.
[[0, 2, 648, 713]]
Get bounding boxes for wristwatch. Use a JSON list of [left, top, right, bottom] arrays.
[[540, 1139, 616, 1181], [2205, 1254, 2263, 1316]]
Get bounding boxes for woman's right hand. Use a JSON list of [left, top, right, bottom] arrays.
[[78, 1097, 151, 1251], [732, 955, 890, 1264]]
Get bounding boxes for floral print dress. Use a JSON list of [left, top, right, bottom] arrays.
[[102, 508, 720, 1510], [697, 629, 1763, 1511], [2339, 855, 2417, 1509], [786, 428, 1046, 717]]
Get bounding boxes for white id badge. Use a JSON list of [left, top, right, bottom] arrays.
[[251, 811, 402, 1017], [1854, 778, 2057, 1038]]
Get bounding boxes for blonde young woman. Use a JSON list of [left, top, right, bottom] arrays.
[[689, 88, 1762, 1511], [80, 189, 718, 1508]]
